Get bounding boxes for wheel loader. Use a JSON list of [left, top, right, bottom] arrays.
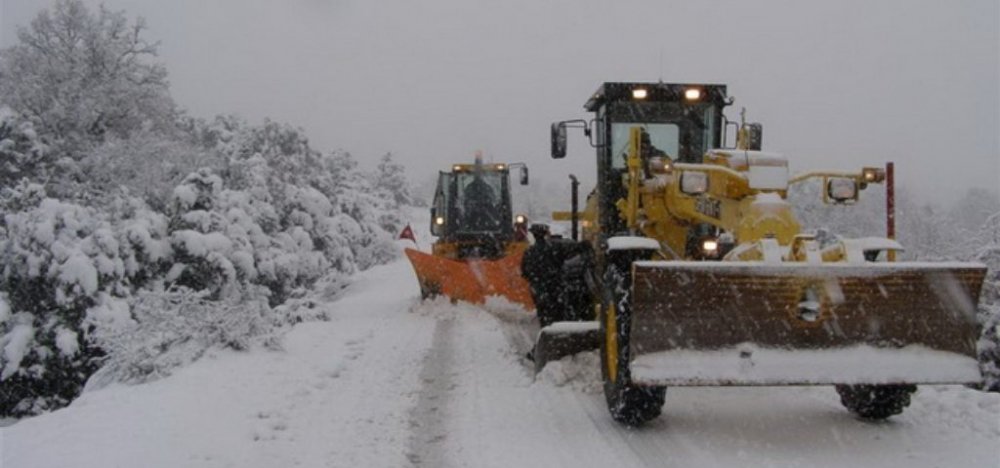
[[534, 82, 987, 425], [404, 154, 536, 309]]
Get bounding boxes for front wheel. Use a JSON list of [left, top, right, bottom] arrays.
[[835, 384, 916, 420], [599, 250, 665, 426], [420, 281, 441, 300]]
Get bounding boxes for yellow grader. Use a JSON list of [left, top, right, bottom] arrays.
[[405, 155, 535, 309], [535, 82, 986, 425]]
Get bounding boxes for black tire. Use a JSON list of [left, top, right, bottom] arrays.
[[835, 384, 917, 420], [420, 281, 442, 300], [599, 250, 666, 426]]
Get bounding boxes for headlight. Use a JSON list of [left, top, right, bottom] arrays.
[[435, 216, 445, 225], [649, 156, 672, 174], [861, 167, 885, 183], [680, 171, 709, 195], [701, 238, 719, 254], [515, 214, 526, 224]]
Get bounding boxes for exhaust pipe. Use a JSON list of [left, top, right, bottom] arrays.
[[569, 174, 579, 241]]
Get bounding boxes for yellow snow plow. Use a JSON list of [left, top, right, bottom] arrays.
[[538, 82, 987, 425], [405, 155, 535, 309]]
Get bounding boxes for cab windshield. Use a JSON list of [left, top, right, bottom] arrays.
[[455, 171, 504, 232], [610, 123, 679, 169]]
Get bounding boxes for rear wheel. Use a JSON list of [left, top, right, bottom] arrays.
[[835, 384, 916, 420], [600, 250, 666, 426]]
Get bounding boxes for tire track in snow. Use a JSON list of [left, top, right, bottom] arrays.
[[407, 318, 457, 467]]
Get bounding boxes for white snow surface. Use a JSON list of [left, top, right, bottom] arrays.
[[607, 236, 660, 251], [1, 323, 34, 380], [540, 320, 599, 334], [54, 327, 79, 358], [2, 223, 999, 467], [631, 344, 983, 386], [0, 294, 9, 323], [58, 254, 99, 295]]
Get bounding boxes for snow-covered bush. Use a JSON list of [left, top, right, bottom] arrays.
[[110, 196, 173, 289], [973, 213, 1000, 391], [80, 132, 220, 210], [89, 286, 274, 387], [167, 168, 242, 299], [200, 117, 401, 281], [321, 151, 399, 269], [0, 1, 409, 418], [0, 107, 48, 187], [0, 185, 128, 416]]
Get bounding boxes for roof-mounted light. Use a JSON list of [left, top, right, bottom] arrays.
[[861, 167, 885, 183], [632, 88, 648, 99], [684, 88, 702, 101], [453, 165, 463, 171], [496, 164, 506, 170]]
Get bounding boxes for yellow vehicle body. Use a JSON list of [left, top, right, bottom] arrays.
[[543, 82, 986, 424], [590, 126, 984, 386]]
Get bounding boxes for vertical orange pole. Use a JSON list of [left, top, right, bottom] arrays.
[[886, 162, 895, 262]]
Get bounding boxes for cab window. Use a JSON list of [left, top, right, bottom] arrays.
[[610, 123, 679, 169]]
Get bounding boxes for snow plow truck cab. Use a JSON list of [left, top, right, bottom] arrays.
[[533, 82, 987, 426]]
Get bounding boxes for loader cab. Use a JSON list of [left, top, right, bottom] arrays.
[[430, 161, 522, 249], [554, 82, 729, 234]]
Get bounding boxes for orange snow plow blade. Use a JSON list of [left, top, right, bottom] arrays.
[[404, 248, 535, 310], [627, 261, 987, 387]]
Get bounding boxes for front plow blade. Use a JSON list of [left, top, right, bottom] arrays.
[[404, 248, 535, 310], [533, 321, 601, 373], [627, 261, 986, 387]]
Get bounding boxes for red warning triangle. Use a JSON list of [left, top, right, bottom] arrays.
[[398, 224, 416, 242]]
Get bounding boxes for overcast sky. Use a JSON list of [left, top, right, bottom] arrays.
[[2, 0, 998, 203]]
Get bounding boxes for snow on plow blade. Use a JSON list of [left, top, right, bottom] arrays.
[[627, 261, 987, 387], [404, 248, 535, 310]]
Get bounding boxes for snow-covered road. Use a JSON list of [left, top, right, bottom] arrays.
[[3, 250, 999, 467]]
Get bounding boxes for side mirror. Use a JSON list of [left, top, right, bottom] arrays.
[[825, 177, 858, 204], [745, 123, 763, 151], [551, 122, 568, 159], [722, 119, 739, 148], [519, 166, 529, 185]]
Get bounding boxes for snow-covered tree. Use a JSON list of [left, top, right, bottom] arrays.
[[374, 152, 412, 207], [321, 151, 398, 269], [0, 0, 175, 157]]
